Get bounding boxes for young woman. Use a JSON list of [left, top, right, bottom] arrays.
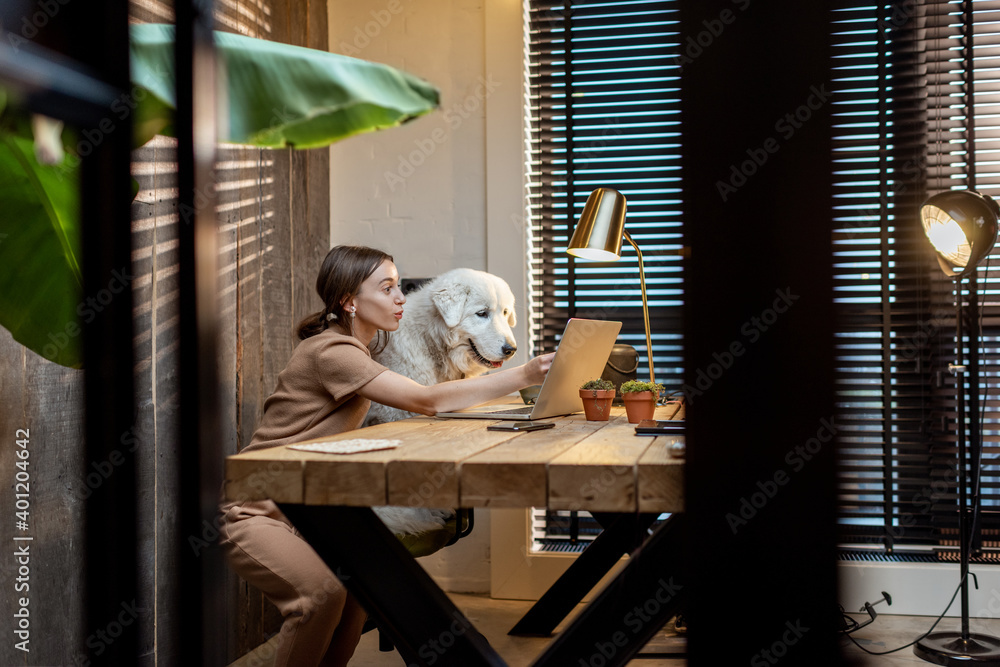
[[219, 245, 553, 667]]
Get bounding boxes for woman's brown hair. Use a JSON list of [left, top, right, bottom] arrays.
[[296, 245, 395, 347]]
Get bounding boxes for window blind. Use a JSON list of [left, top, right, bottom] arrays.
[[525, 0, 681, 389], [833, 0, 1000, 557], [525, 0, 678, 551], [528, 0, 1000, 557]]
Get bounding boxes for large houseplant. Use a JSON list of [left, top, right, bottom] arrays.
[[0, 24, 439, 368]]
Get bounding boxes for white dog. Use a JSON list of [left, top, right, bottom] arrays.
[[364, 267, 518, 426], [366, 268, 518, 537]]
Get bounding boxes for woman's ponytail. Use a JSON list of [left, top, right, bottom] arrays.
[[296, 310, 328, 341]]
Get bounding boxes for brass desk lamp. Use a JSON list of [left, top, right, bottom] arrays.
[[566, 187, 655, 386]]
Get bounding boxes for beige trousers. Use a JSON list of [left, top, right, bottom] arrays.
[[220, 499, 368, 667]]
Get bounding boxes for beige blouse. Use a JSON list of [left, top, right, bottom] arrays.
[[243, 329, 388, 453]]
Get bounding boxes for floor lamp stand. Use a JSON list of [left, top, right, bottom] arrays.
[[915, 272, 1000, 665]]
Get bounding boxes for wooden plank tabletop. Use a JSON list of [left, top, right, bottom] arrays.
[[225, 402, 684, 512]]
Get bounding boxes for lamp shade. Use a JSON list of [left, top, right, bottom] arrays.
[[567, 188, 627, 261], [920, 190, 999, 277]]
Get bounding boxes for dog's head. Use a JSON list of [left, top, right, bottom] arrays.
[[429, 269, 517, 377]]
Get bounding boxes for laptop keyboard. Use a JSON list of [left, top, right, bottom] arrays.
[[483, 406, 534, 415]]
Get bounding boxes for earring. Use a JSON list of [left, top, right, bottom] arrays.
[[349, 308, 356, 319]]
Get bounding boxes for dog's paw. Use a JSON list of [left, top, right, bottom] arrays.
[[373, 506, 455, 536]]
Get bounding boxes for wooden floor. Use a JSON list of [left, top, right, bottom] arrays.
[[229, 591, 1000, 666]]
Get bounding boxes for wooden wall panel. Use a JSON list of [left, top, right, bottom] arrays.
[[132, 143, 159, 666], [288, 0, 328, 331], [0, 332, 31, 667], [0, 333, 22, 667], [29, 356, 86, 665], [262, 152, 296, 404], [305, 0, 332, 309], [0, 336, 86, 666], [148, 136, 183, 667], [0, 1, 330, 663]]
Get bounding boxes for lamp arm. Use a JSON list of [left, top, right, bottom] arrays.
[[623, 231, 655, 387]]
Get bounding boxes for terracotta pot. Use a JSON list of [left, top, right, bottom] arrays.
[[623, 391, 658, 424], [579, 388, 615, 421]]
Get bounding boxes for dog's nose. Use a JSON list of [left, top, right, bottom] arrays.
[[502, 343, 516, 357]]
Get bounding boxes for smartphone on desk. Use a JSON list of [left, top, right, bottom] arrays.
[[635, 419, 685, 435], [487, 422, 556, 432]]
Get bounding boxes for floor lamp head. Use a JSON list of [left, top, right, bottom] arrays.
[[919, 190, 999, 278]]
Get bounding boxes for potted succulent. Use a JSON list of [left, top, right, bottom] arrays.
[[620, 380, 665, 424], [579, 378, 616, 421]]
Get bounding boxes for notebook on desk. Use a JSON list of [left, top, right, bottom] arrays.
[[436, 318, 622, 421]]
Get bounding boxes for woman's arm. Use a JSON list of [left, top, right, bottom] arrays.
[[356, 353, 555, 416]]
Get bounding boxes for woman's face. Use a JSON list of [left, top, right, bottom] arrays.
[[347, 259, 406, 339]]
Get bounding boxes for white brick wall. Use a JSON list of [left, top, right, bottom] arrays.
[[327, 0, 526, 594], [328, 0, 490, 275]]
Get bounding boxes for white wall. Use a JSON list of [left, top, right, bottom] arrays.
[[840, 561, 1000, 619], [327, 0, 526, 593]]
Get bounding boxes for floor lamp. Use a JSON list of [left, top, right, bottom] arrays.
[[916, 190, 1000, 665], [566, 187, 655, 386]]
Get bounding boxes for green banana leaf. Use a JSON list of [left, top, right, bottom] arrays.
[[0, 135, 82, 368], [0, 25, 440, 368], [129, 23, 440, 148]]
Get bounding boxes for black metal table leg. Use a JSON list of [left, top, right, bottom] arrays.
[[509, 512, 660, 637], [530, 513, 687, 667], [279, 504, 506, 667]]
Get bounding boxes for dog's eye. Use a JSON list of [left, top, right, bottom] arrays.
[[476, 310, 489, 318]]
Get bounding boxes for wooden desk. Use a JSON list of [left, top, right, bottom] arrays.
[[226, 405, 683, 512], [225, 403, 686, 666]]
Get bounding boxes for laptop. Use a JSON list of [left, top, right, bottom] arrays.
[[436, 318, 623, 420]]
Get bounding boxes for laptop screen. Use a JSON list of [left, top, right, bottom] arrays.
[[436, 318, 622, 419]]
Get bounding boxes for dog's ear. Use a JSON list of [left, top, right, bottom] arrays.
[[431, 282, 471, 328], [506, 306, 517, 327]]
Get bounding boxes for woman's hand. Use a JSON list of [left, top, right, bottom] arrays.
[[360, 351, 559, 416], [523, 352, 555, 386]]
